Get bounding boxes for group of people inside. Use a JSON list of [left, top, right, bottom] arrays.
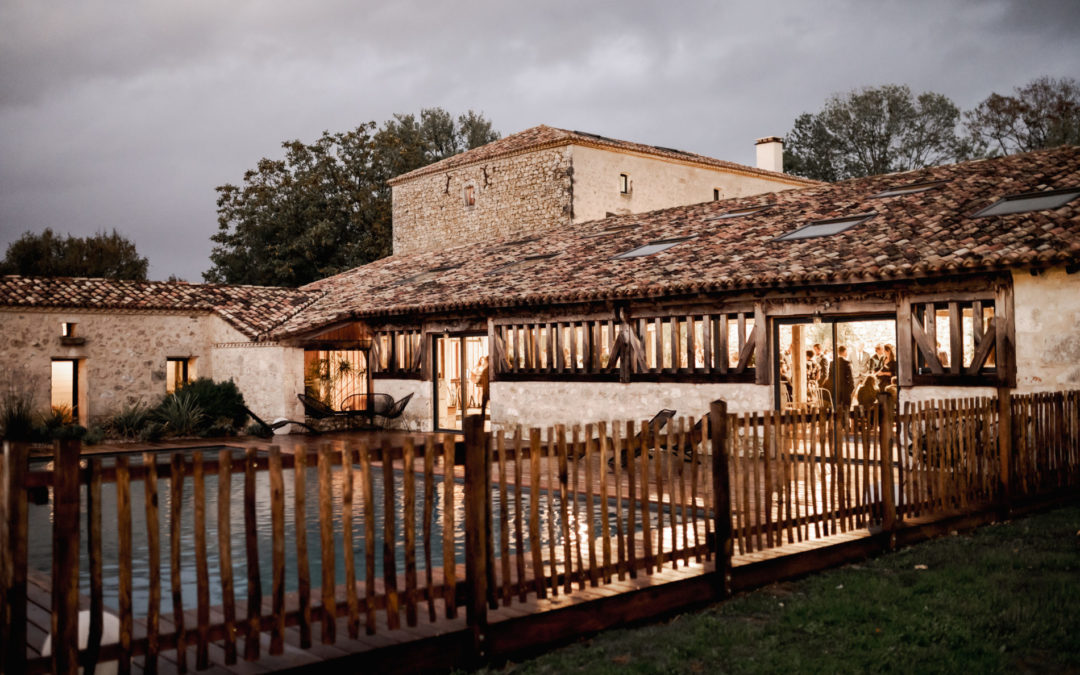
[[781, 342, 898, 413]]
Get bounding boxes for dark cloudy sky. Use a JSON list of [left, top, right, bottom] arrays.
[[2, 0, 1078, 282]]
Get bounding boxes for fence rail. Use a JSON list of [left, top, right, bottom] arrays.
[[2, 389, 1078, 673]]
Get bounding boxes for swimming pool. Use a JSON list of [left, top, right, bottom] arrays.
[[27, 448, 641, 611]]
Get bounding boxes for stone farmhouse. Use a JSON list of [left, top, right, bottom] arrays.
[[1, 127, 1078, 435]]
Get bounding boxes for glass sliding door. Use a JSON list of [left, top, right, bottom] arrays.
[[774, 316, 897, 414], [434, 334, 489, 432]]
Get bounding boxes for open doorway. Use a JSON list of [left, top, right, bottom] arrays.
[[433, 334, 489, 432], [774, 316, 897, 413]]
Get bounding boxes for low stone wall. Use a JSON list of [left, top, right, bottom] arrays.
[[372, 378, 431, 431], [489, 380, 772, 432]]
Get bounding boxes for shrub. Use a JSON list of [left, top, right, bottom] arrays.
[[108, 401, 152, 439], [139, 421, 165, 442], [0, 366, 42, 441], [178, 378, 248, 428], [155, 390, 206, 436], [83, 425, 106, 445]]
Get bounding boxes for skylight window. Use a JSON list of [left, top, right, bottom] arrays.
[[585, 224, 638, 238], [872, 180, 948, 198], [490, 254, 558, 274], [772, 214, 874, 242], [394, 264, 461, 286], [613, 236, 695, 259], [972, 187, 1080, 218], [710, 205, 774, 220]]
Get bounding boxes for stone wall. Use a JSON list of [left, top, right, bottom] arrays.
[[1011, 266, 1080, 392], [0, 309, 234, 424], [392, 146, 573, 255], [569, 145, 808, 223], [209, 342, 305, 422], [372, 378, 431, 431], [489, 380, 772, 432]]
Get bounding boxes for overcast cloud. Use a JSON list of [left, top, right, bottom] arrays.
[[1, 0, 1078, 281]]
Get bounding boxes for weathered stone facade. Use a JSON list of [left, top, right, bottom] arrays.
[[0, 309, 231, 424], [1012, 267, 1080, 391], [0, 307, 313, 426], [391, 142, 809, 256], [392, 146, 573, 255]]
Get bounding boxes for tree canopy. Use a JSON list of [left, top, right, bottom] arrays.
[[784, 85, 966, 182], [0, 228, 148, 280], [965, 76, 1080, 156], [204, 108, 499, 287]]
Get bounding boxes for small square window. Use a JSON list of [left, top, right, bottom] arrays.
[[972, 187, 1080, 218], [166, 358, 190, 394], [613, 236, 695, 259], [772, 213, 874, 242], [619, 174, 630, 194], [61, 322, 76, 337], [464, 185, 476, 207]]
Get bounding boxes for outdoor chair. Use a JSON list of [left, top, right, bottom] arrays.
[[243, 405, 319, 436], [341, 392, 415, 427], [606, 408, 676, 468], [297, 393, 378, 429]]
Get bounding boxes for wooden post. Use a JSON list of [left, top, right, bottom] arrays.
[[52, 439, 81, 675], [997, 386, 1013, 517], [709, 400, 732, 598], [1, 440, 29, 675], [877, 393, 897, 540], [463, 414, 489, 662]]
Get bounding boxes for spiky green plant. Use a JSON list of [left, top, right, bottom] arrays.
[[155, 391, 206, 437], [108, 400, 153, 439]]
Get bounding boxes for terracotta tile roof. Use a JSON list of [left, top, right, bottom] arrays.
[[277, 146, 1080, 339], [388, 125, 818, 187], [0, 276, 323, 339]]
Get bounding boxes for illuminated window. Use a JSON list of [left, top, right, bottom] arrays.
[[51, 359, 78, 421], [166, 358, 190, 394]]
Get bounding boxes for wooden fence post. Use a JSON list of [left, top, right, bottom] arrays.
[[997, 387, 1012, 517], [463, 414, 489, 662], [1, 440, 30, 674], [709, 400, 732, 598], [877, 393, 897, 543], [52, 438, 82, 675]]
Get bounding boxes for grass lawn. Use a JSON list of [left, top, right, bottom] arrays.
[[479, 504, 1080, 674]]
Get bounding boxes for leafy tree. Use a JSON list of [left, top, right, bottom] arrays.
[[0, 228, 149, 280], [205, 108, 499, 287], [965, 76, 1080, 156], [784, 85, 966, 181]]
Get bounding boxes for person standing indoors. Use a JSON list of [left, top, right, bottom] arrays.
[[835, 346, 855, 416], [874, 344, 897, 388]]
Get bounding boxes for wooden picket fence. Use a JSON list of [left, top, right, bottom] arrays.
[[1, 389, 1078, 673]]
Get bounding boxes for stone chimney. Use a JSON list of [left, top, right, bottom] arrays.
[[755, 136, 784, 173]]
